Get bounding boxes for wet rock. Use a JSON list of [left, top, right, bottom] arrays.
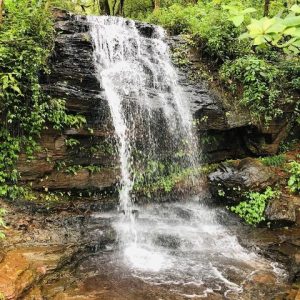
[[290, 253, 300, 282], [154, 234, 182, 249], [265, 194, 296, 227], [32, 168, 119, 192], [135, 20, 156, 38], [174, 207, 192, 220], [0, 197, 117, 299], [208, 158, 276, 204], [0, 247, 69, 299]]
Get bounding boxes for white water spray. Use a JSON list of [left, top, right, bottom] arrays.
[[88, 16, 198, 221]]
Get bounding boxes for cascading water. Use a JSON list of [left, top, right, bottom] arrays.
[[88, 16, 286, 298], [88, 16, 198, 237]]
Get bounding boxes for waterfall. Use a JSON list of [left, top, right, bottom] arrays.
[[88, 16, 198, 219], [87, 17, 286, 296]]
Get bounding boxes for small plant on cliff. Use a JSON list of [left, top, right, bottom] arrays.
[[287, 161, 300, 194], [260, 154, 286, 167], [220, 55, 284, 123], [230, 187, 280, 225], [65, 138, 80, 148]]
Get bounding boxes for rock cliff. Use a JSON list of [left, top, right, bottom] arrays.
[[17, 9, 289, 192]]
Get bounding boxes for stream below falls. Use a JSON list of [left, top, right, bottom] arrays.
[[38, 197, 289, 300]]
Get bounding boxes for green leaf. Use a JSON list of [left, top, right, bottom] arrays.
[[230, 15, 244, 27], [12, 85, 23, 95], [282, 16, 300, 27], [284, 27, 296, 35], [242, 8, 257, 14], [239, 32, 250, 39], [247, 19, 264, 35], [253, 35, 267, 45], [290, 4, 300, 14], [265, 21, 286, 34]]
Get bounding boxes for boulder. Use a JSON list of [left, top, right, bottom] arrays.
[[265, 194, 296, 227], [208, 158, 276, 204]]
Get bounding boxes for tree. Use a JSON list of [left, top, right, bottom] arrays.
[[264, 0, 271, 17], [0, 0, 3, 24], [119, 0, 125, 15], [99, 0, 110, 14], [154, 0, 160, 10]]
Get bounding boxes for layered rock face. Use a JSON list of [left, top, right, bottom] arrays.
[[208, 157, 299, 227], [168, 36, 290, 162], [17, 9, 289, 192]]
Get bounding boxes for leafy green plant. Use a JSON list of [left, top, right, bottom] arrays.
[[230, 187, 280, 225], [220, 55, 284, 122], [239, 4, 300, 54], [222, 5, 256, 27], [85, 165, 101, 174], [260, 154, 286, 167], [65, 138, 80, 148], [64, 165, 83, 176], [171, 44, 190, 67], [287, 161, 300, 193]]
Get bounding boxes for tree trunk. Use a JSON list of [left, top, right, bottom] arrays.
[[154, 0, 160, 10], [119, 0, 125, 16], [112, 0, 118, 15], [151, 0, 155, 10], [99, 0, 111, 15], [264, 0, 271, 17], [0, 0, 3, 24]]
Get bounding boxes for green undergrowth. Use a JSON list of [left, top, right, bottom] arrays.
[[260, 154, 286, 167], [145, 1, 300, 125], [0, 0, 86, 201], [288, 160, 300, 194], [230, 187, 280, 225], [133, 161, 218, 197], [55, 162, 102, 175]]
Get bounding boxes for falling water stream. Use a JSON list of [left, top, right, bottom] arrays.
[[86, 16, 287, 299]]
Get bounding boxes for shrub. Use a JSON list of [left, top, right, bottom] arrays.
[[260, 155, 286, 167], [220, 55, 284, 123], [288, 161, 300, 194], [147, 2, 250, 61], [230, 187, 280, 225]]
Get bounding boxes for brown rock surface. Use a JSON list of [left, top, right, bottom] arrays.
[[208, 158, 276, 204]]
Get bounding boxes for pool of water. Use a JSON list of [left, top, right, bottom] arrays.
[[40, 198, 290, 299]]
